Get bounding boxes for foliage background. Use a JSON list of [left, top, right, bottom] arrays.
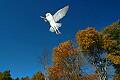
[[0, 0, 120, 79]]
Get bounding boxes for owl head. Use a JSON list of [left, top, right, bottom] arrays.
[[46, 13, 51, 17]]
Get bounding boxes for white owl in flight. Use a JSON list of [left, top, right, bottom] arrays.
[[40, 5, 69, 34]]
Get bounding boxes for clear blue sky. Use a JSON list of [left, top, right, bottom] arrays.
[[0, 0, 120, 78]]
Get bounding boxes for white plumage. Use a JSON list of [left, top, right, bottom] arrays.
[[40, 5, 69, 34]]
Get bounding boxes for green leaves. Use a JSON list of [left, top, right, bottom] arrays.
[[0, 70, 12, 80], [102, 20, 120, 64], [102, 20, 120, 76]]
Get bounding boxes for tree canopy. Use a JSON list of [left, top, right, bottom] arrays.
[[1, 20, 120, 80]]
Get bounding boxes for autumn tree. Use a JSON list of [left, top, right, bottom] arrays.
[[76, 27, 107, 80], [48, 40, 84, 80], [31, 71, 45, 80], [102, 20, 120, 78]]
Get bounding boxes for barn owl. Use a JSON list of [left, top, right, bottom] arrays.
[[40, 5, 69, 34]]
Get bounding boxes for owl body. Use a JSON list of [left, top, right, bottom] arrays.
[[41, 5, 69, 34]]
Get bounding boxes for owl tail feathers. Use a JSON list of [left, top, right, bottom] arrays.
[[49, 23, 62, 34], [56, 23, 62, 28]]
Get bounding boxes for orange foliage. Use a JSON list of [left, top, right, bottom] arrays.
[[103, 20, 120, 65], [53, 40, 78, 64], [106, 54, 120, 64], [103, 33, 117, 51], [76, 27, 103, 54], [85, 74, 99, 80], [48, 65, 68, 79], [48, 40, 79, 79], [114, 74, 120, 80]]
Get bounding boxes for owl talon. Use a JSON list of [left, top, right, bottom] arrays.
[[58, 31, 61, 34]]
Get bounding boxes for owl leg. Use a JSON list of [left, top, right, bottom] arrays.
[[52, 26, 58, 34], [55, 26, 61, 34], [57, 30, 61, 34], [55, 31, 58, 34]]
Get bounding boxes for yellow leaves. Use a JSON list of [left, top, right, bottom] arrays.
[[114, 74, 120, 80], [53, 40, 71, 56], [103, 32, 117, 51], [48, 20, 120, 79], [48, 65, 69, 78], [112, 56, 120, 64], [53, 40, 78, 63], [76, 27, 102, 45], [103, 33, 110, 40], [106, 54, 120, 64], [49, 40, 79, 79], [103, 39, 117, 50], [76, 27, 103, 53], [48, 66, 59, 78], [102, 22, 118, 34], [102, 20, 120, 66], [53, 40, 78, 65], [31, 71, 45, 80]]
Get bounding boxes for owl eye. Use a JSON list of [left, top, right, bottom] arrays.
[[46, 13, 50, 17]]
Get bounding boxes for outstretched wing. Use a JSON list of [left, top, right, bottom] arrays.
[[53, 5, 69, 22]]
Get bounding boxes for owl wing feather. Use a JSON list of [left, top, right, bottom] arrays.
[[53, 5, 69, 22]]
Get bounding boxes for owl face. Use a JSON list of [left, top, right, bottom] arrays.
[[46, 13, 51, 17], [45, 13, 53, 22]]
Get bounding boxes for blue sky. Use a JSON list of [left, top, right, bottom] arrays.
[[0, 0, 120, 78]]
